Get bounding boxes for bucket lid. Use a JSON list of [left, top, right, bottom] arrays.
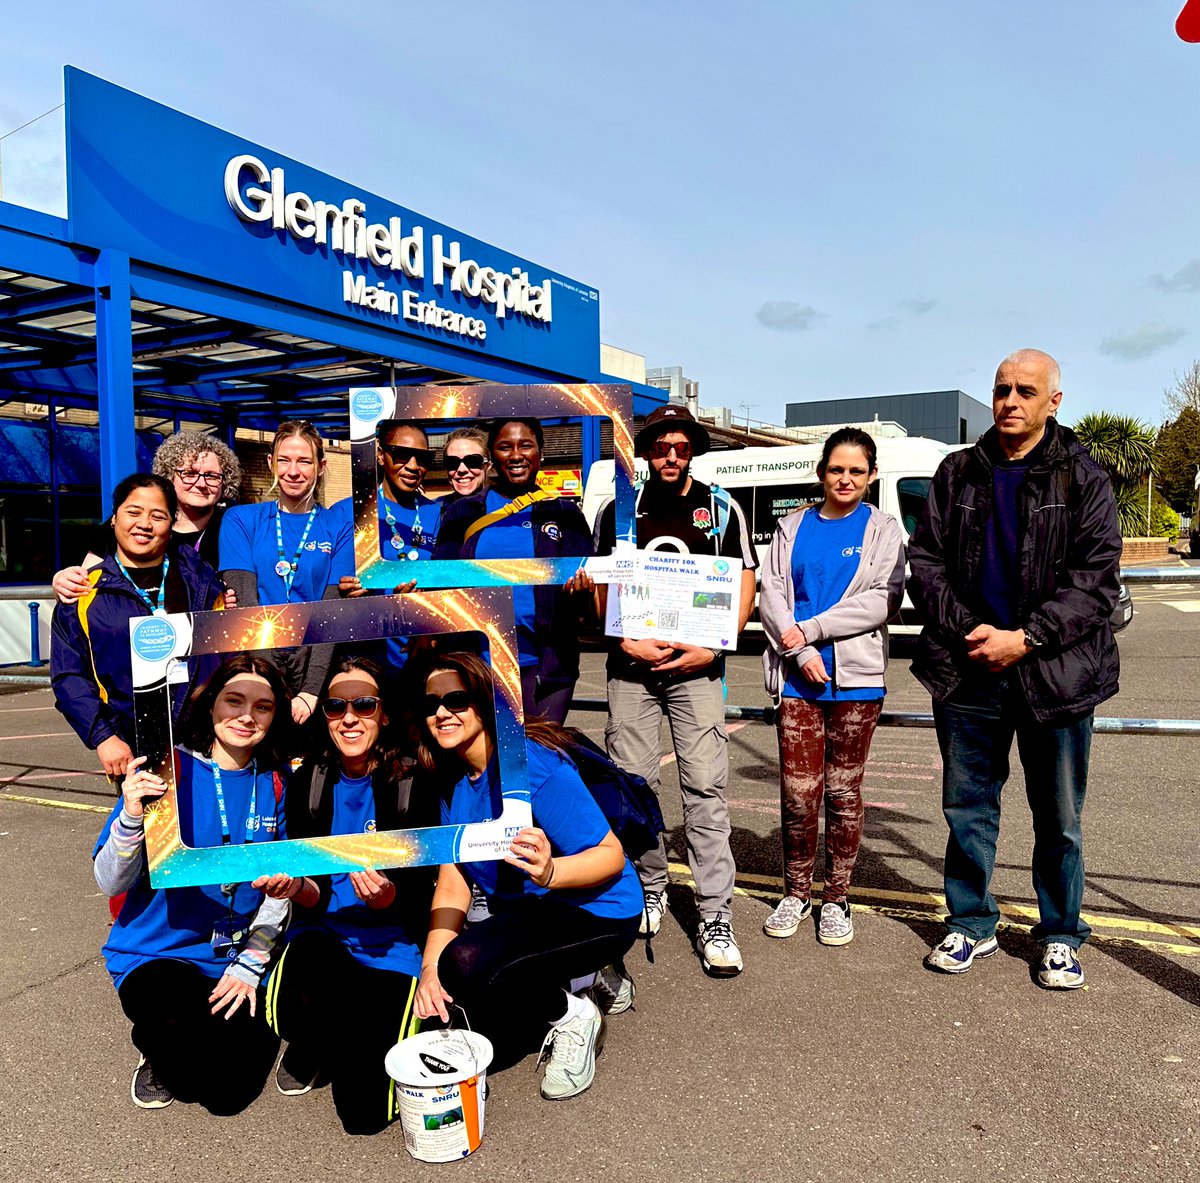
[[385, 1029, 494, 1086]]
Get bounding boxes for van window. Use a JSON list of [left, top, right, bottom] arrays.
[[897, 477, 931, 537], [753, 483, 822, 544]]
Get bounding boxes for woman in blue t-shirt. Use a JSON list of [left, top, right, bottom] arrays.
[[413, 651, 642, 1102], [433, 418, 595, 724], [218, 420, 355, 726], [92, 654, 292, 1113], [758, 428, 906, 948], [252, 656, 437, 1135]]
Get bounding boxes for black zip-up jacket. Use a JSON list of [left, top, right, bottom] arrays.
[[907, 419, 1121, 724]]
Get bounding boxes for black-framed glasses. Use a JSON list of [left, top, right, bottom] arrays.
[[446, 453, 486, 472], [647, 439, 692, 461], [176, 468, 223, 486], [423, 690, 473, 716], [382, 444, 433, 467], [320, 696, 382, 719]]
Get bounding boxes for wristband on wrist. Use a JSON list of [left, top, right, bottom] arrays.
[[543, 858, 556, 889]]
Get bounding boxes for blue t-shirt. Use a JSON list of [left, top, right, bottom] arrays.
[[94, 749, 285, 988], [783, 503, 883, 703], [377, 490, 443, 562], [469, 490, 537, 666], [293, 773, 422, 976], [218, 499, 355, 605], [439, 741, 643, 921]]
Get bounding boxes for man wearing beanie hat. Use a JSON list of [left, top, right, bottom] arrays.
[[594, 405, 757, 975]]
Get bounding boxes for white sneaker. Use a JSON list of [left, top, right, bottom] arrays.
[[817, 901, 854, 946], [466, 883, 491, 925], [763, 895, 811, 938], [1038, 942, 1085, 990], [639, 889, 666, 937], [538, 997, 607, 1100], [924, 931, 999, 974], [593, 963, 636, 1015], [696, 916, 744, 976]]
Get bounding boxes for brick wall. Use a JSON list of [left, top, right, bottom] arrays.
[[1119, 538, 1171, 564]]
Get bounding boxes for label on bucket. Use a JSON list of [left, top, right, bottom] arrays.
[[385, 1030, 493, 1163]]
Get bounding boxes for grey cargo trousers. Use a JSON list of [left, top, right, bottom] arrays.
[[605, 668, 735, 920]]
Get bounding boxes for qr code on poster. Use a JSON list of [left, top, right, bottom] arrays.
[[659, 610, 679, 630]]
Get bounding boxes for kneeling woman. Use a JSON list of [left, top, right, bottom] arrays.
[[92, 655, 292, 1113], [256, 657, 437, 1136], [414, 652, 643, 1101]]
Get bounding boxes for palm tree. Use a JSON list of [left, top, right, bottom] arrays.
[[1073, 412, 1157, 535]]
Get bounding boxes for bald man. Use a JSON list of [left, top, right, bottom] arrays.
[[908, 350, 1121, 989]]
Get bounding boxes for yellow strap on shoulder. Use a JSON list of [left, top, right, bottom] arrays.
[[76, 569, 108, 705], [462, 488, 554, 543]]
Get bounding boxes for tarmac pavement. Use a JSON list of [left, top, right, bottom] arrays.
[[1, 581, 1198, 1182]]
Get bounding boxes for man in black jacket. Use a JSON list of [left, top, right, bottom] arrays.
[[908, 349, 1121, 989]]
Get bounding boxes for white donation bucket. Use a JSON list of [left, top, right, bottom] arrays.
[[385, 1029, 494, 1162]]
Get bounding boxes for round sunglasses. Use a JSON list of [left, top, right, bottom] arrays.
[[320, 695, 382, 719], [423, 690, 473, 716]]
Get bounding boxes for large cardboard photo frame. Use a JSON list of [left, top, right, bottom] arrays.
[[348, 383, 636, 589], [132, 590, 530, 888]]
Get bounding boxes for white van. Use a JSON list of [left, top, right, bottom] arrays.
[[580, 435, 957, 632]]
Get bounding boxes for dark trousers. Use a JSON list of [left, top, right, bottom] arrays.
[[266, 929, 419, 1136], [438, 896, 639, 1070], [117, 959, 279, 1116], [776, 697, 882, 901], [520, 665, 575, 725], [934, 673, 1093, 948]]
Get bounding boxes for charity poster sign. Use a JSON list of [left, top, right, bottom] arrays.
[[591, 548, 743, 650]]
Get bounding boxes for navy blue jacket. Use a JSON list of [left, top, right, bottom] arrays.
[[435, 491, 594, 696], [51, 546, 225, 750]]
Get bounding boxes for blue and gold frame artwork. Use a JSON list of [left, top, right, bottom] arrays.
[[130, 590, 529, 888], [348, 383, 635, 589]]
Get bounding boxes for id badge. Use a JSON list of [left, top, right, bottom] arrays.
[[166, 657, 189, 686], [210, 917, 246, 958]]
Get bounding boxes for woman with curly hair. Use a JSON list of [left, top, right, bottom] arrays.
[[52, 430, 241, 601]]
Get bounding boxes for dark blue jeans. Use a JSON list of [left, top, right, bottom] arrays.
[[934, 673, 1092, 949]]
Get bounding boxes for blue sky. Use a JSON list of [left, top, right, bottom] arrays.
[[3, 2, 1199, 427]]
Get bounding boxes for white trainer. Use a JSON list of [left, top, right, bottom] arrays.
[[696, 917, 744, 976], [538, 996, 607, 1100]]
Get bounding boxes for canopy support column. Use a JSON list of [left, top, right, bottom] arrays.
[[95, 249, 135, 505]]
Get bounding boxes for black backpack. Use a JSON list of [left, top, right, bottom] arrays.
[[558, 730, 665, 862]]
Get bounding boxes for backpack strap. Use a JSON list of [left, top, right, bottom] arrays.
[[462, 488, 554, 542]]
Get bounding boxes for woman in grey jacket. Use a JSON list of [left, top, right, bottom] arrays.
[[759, 429, 906, 946]]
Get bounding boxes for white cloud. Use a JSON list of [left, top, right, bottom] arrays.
[[1097, 323, 1188, 361], [755, 301, 823, 332], [1148, 259, 1200, 293]]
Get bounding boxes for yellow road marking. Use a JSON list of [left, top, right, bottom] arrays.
[[0, 792, 110, 814], [667, 862, 1200, 947]]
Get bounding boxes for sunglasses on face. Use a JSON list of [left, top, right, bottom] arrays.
[[423, 690, 473, 716], [382, 444, 434, 467], [320, 696, 382, 719], [647, 439, 693, 461], [446, 453, 486, 472]]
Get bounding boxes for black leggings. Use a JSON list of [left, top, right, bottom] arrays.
[[437, 896, 640, 1070], [117, 959, 279, 1116], [266, 929, 420, 1136]]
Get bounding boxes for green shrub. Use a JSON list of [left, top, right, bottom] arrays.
[[1147, 501, 1180, 540]]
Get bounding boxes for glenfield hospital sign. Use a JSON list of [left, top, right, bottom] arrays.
[[223, 155, 553, 343], [64, 68, 598, 376]]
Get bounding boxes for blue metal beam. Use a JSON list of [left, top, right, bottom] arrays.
[[95, 250, 136, 502]]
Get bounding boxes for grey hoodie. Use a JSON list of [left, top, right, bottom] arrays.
[[760, 504, 907, 704]]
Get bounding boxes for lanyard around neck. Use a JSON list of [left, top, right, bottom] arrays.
[[210, 759, 259, 846], [116, 553, 170, 615], [379, 484, 432, 554], [274, 503, 319, 592]]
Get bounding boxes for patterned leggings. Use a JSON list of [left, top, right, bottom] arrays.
[[776, 697, 882, 902]]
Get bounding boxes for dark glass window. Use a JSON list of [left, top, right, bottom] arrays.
[[897, 477, 932, 537], [0, 491, 101, 582]]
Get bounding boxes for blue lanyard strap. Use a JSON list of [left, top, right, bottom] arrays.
[[274, 504, 319, 593], [115, 553, 170, 614], [210, 760, 259, 846], [379, 485, 431, 551]]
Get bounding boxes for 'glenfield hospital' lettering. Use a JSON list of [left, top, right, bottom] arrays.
[[224, 154, 552, 339]]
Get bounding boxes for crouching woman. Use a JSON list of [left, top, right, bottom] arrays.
[[413, 651, 643, 1101], [92, 655, 292, 1113], [255, 656, 437, 1135]]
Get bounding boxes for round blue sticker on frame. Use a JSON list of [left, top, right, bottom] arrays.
[[132, 616, 178, 663], [350, 388, 385, 423]]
